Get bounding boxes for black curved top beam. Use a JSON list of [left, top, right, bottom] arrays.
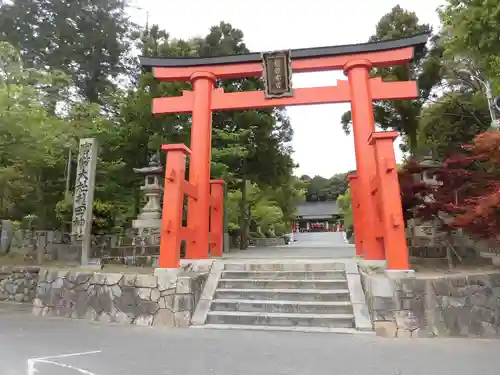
[[139, 33, 429, 69]]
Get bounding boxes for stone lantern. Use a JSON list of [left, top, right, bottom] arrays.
[[408, 149, 443, 244], [132, 153, 164, 235]]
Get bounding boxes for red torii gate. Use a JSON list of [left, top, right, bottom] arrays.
[[141, 33, 429, 270]]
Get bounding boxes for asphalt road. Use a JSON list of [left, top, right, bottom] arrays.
[[1, 308, 500, 375]]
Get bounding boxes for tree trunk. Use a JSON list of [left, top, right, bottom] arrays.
[[0, 183, 4, 218], [239, 178, 248, 250], [407, 129, 418, 156]]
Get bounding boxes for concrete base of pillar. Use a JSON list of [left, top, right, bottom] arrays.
[[154, 268, 180, 277], [358, 259, 387, 270], [384, 269, 415, 279]]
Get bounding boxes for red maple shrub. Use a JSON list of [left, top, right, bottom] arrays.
[[400, 130, 500, 240]]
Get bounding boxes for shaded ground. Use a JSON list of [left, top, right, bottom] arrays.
[[1, 306, 499, 375]]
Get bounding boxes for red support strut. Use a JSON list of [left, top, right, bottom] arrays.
[[159, 144, 191, 268], [159, 144, 226, 268], [347, 174, 363, 257], [369, 132, 410, 270], [209, 180, 225, 257]]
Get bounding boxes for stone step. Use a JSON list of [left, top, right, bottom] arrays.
[[223, 263, 345, 272], [217, 279, 348, 290], [206, 311, 355, 328], [210, 299, 354, 314], [193, 324, 370, 334], [220, 270, 346, 280], [214, 288, 351, 302]]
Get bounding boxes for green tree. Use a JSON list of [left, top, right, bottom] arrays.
[[262, 176, 306, 230], [55, 196, 117, 234], [226, 184, 289, 239], [302, 174, 348, 201], [191, 22, 295, 185], [103, 25, 195, 221], [337, 189, 353, 230], [417, 91, 491, 160], [0, 41, 69, 224], [340, 5, 443, 154], [0, 41, 125, 228], [0, 17, 300, 238], [225, 176, 305, 240], [0, 0, 134, 105], [192, 22, 295, 248], [439, 0, 500, 91]]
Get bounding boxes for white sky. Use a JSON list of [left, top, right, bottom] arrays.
[[129, 0, 444, 178]]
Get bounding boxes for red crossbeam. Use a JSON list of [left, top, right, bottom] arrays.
[[153, 47, 414, 81], [152, 78, 418, 115], [208, 232, 220, 244], [182, 180, 198, 200], [179, 227, 195, 241], [208, 194, 217, 208]]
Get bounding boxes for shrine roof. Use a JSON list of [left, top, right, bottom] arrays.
[[139, 33, 429, 69], [297, 201, 340, 219]]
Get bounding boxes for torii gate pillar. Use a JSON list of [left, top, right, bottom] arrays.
[[142, 33, 429, 270], [186, 72, 216, 259], [344, 60, 385, 261]]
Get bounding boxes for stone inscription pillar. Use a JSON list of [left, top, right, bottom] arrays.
[[71, 138, 98, 266]]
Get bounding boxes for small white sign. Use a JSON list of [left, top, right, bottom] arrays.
[[491, 119, 500, 128]]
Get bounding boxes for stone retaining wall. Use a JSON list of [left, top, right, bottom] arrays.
[[33, 261, 213, 327], [251, 237, 286, 247], [361, 269, 500, 338], [0, 266, 39, 302]]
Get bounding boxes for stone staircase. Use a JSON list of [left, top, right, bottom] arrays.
[[198, 262, 361, 333]]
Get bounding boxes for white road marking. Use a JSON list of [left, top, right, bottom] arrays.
[[31, 360, 99, 375], [27, 350, 101, 375], [28, 350, 102, 362]]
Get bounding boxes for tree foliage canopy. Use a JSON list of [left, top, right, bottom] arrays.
[[2, 0, 498, 243], [340, 5, 443, 154], [400, 130, 500, 240], [299, 174, 348, 202], [0, 1, 301, 237], [439, 0, 500, 91]]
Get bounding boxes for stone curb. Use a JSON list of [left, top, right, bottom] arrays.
[[191, 261, 224, 326]]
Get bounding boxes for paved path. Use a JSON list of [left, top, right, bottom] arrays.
[[2, 307, 500, 375], [291, 231, 348, 247], [224, 232, 355, 259]]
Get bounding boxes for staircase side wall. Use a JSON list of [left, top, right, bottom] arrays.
[[0, 266, 39, 303], [360, 268, 500, 338], [32, 261, 213, 328]]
